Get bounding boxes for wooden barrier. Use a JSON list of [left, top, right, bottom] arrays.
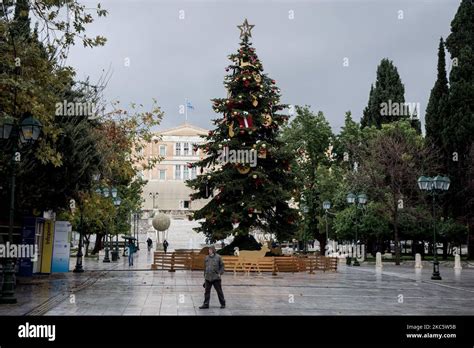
[[274, 256, 300, 273], [151, 251, 192, 271], [151, 250, 337, 274], [301, 255, 338, 272], [222, 256, 277, 275]]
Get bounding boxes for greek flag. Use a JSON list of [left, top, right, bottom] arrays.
[[186, 101, 195, 110]]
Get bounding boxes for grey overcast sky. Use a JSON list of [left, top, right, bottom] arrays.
[[67, 0, 461, 133]]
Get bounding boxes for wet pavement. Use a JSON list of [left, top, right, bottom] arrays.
[[1, 244, 474, 316]]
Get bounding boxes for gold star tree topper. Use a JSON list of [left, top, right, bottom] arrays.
[[237, 18, 255, 40]]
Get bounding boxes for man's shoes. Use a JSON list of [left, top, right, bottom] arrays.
[[199, 305, 209, 309], [220, 304, 226, 309]]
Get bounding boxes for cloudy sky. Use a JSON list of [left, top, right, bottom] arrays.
[[67, 0, 461, 133]]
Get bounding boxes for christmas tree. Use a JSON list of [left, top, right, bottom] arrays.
[[187, 19, 298, 244]]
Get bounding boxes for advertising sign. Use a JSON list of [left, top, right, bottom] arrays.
[[51, 221, 72, 273], [40, 220, 54, 274]]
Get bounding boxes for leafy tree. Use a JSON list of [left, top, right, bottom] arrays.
[[350, 121, 436, 264], [282, 106, 334, 251], [333, 202, 391, 255]]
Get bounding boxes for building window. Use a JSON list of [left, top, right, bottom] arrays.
[[159, 145, 166, 157], [183, 142, 190, 156], [159, 169, 166, 180], [183, 165, 189, 180], [175, 143, 181, 156], [192, 143, 198, 156], [175, 165, 181, 180], [183, 201, 190, 209], [191, 167, 197, 179]]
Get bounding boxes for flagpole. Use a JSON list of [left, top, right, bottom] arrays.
[[185, 98, 188, 123]]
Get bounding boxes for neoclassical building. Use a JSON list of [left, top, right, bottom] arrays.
[[141, 122, 209, 217]]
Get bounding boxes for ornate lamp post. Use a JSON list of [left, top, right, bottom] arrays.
[[73, 205, 85, 273], [346, 192, 367, 266], [323, 201, 331, 242], [417, 175, 450, 280], [0, 114, 42, 303], [96, 187, 119, 262], [74, 174, 101, 273], [113, 197, 122, 261]]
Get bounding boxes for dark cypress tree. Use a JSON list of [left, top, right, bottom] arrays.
[[443, 0, 474, 258], [425, 37, 449, 147], [361, 58, 407, 128], [12, 0, 31, 39], [361, 85, 374, 128]]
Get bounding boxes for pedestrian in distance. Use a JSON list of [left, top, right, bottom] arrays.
[[199, 245, 226, 309], [127, 240, 135, 266], [163, 239, 169, 253], [146, 237, 153, 252]]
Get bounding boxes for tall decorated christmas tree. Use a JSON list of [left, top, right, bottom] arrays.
[[187, 19, 298, 245]]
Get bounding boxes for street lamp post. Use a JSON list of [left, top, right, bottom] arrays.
[[0, 115, 42, 304], [113, 197, 122, 260], [346, 192, 367, 266], [96, 187, 119, 263], [323, 201, 331, 242], [74, 173, 101, 272], [73, 208, 84, 273], [417, 175, 450, 280]]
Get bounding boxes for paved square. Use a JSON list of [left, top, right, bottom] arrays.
[[2, 249, 474, 316]]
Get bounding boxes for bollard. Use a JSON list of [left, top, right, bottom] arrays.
[[454, 254, 462, 270], [375, 252, 382, 268], [415, 253, 422, 269]]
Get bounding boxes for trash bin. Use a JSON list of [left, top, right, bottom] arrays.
[[111, 250, 118, 261]]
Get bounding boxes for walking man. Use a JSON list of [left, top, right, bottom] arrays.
[[163, 239, 169, 253], [199, 245, 226, 309]]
